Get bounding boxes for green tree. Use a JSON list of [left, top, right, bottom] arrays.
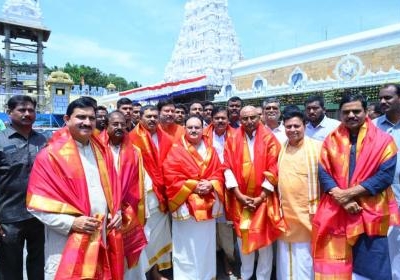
[[46, 63, 141, 91]]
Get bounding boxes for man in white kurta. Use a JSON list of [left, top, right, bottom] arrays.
[[203, 107, 236, 276], [27, 98, 122, 279], [100, 111, 147, 280], [130, 105, 173, 279], [30, 142, 109, 279], [224, 106, 285, 280]]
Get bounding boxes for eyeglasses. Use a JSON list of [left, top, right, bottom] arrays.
[[263, 106, 279, 111]]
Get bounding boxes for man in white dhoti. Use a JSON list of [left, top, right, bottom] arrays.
[[276, 109, 321, 280], [223, 106, 286, 280], [130, 105, 173, 280], [203, 106, 236, 276], [163, 115, 224, 280]]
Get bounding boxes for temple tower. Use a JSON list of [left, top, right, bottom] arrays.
[[164, 0, 242, 87]]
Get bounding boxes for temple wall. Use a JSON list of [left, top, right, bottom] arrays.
[[232, 45, 400, 91]]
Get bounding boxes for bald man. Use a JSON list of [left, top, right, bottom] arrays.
[[223, 106, 285, 280]]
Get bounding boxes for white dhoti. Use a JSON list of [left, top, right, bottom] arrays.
[[237, 238, 273, 280], [144, 207, 172, 271], [172, 217, 216, 280], [124, 250, 148, 280], [276, 240, 313, 280]]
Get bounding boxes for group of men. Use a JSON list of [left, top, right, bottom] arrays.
[[0, 83, 399, 280]]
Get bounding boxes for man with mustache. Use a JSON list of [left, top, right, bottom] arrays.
[[189, 100, 204, 117], [0, 95, 46, 280], [157, 99, 185, 143], [94, 105, 108, 135], [27, 97, 124, 279], [98, 111, 147, 279], [203, 101, 214, 126], [203, 106, 236, 276], [224, 106, 286, 280], [227, 96, 243, 129], [262, 97, 287, 143], [117, 97, 135, 132], [163, 115, 224, 280], [174, 103, 187, 126], [132, 102, 142, 128], [373, 83, 400, 279], [276, 109, 321, 279], [313, 93, 398, 279], [130, 105, 173, 280], [304, 95, 340, 141]]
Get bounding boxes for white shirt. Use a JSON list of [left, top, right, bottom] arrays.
[[110, 144, 121, 174], [212, 130, 226, 163], [305, 115, 340, 141], [144, 133, 160, 216], [31, 141, 108, 235], [267, 122, 287, 144]]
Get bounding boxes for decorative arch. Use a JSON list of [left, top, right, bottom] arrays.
[[252, 75, 267, 94], [289, 66, 307, 91]]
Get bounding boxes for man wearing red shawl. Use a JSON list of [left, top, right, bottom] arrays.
[[157, 99, 185, 143], [224, 105, 286, 280], [98, 111, 147, 279], [203, 106, 236, 276], [163, 115, 224, 279], [313, 93, 399, 280], [129, 105, 172, 280], [27, 97, 124, 279]]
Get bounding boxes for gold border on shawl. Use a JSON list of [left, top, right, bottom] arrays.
[[27, 193, 81, 215], [168, 179, 198, 212]]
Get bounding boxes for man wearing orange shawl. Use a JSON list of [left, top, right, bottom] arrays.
[[163, 115, 224, 279], [224, 105, 286, 280], [129, 105, 173, 280], [157, 99, 185, 143], [313, 93, 399, 280], [27, 97, 124, 280], [98, 111, 147, 279], [203, 106, 236, 276]]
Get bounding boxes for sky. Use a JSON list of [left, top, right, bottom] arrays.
[[4, 0, 400, 87]]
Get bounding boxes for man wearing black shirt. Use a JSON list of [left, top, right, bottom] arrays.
[[0, 95, 46, 280]]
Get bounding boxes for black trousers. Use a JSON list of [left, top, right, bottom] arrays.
[[353, 233, 392, 280], [0, 218, 44, 280]]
